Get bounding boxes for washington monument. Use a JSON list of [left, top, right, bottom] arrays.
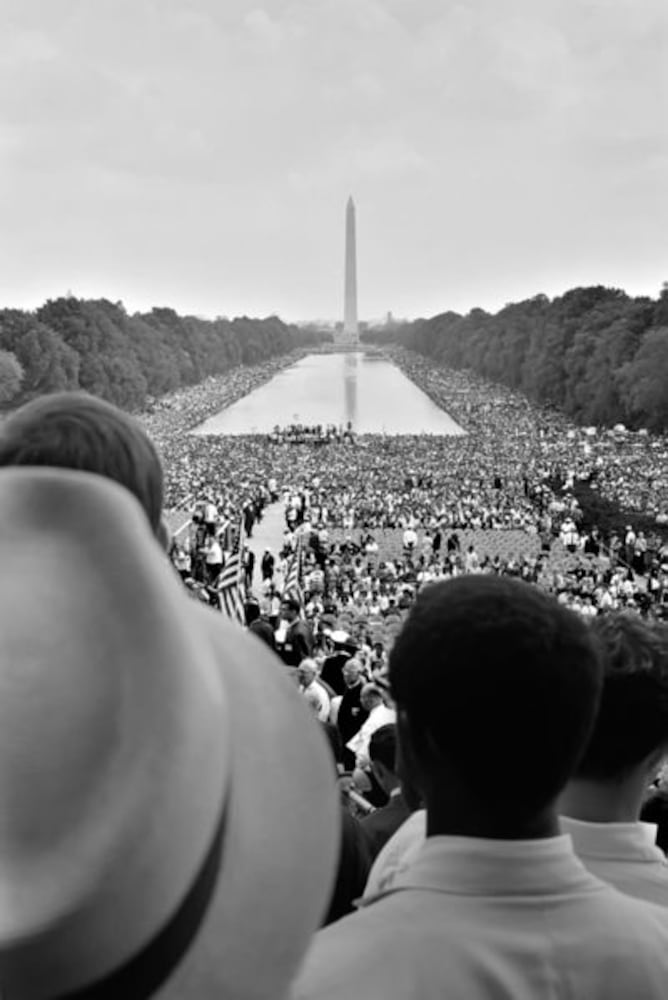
[[341, 195, 359, 344]]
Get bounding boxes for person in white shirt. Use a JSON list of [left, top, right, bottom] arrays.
[[293, 576, 668, 1000], [560, 612, 668, 906], [346, 684, 396, 772], [402, 526, 417, 553], [298, 659, 331, 723], [203, 499, 218, 535], [204, 535, 223, 584]]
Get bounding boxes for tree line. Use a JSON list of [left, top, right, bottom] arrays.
[[365, 285, 668, 432], [0, 299, 327, 411]]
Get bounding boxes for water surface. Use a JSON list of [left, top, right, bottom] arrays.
[[192, 352, 465, 436]]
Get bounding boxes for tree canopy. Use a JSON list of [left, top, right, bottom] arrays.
[[365, 285, 668, 432], [0, 349, 25, 405], [0, 299, 327, 412]]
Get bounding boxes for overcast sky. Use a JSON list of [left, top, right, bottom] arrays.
[[1, 0, 666, 322]]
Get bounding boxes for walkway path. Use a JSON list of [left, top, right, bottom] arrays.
[[245, 502, 286, 563]]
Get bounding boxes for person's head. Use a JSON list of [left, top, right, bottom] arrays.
[[281, 596, 300, 622], [244, 599, 261, 626], [389, 576, 602, 833], [574, 615, 668, 783], [342, 657, 362, 688], [298, 658, 318, 687], [360, 683, 384, 713], [0, 392, 164, 536], [369, 724, 400, 795]]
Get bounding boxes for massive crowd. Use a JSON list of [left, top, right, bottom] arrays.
[[3, 379, 668, 998], [157, 349, 668, 631]]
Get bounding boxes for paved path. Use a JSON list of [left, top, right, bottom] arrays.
[[245, 502, 286, 560]]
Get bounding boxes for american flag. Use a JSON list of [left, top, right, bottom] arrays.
[[283, 532, 303, 607], [217, 517, 246, 625]]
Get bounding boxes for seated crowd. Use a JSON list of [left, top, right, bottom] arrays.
[[3, 388, 668, 998], [268, 423, 356, 445]]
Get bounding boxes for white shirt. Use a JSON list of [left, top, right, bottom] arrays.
[[301, 681, 330, 723], [205, 540, 222, 564], [364, 809, 426, 898], [561, 816, 668, 907], [203, 502, 218, 523], [293, 834, 668, 1000], [346, 703, 396, 770]]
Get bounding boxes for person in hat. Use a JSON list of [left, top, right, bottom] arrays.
[[0, 467, 339, 999], [294, 576, 668, 1000], [320, 631, 358, 696], [560, 613, 668, 905]]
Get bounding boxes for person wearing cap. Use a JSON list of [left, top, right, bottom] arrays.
[[320, 632, 357, 695], [560, 613, 668, 906], [294, 576, 668, 1000], [0, 467, 340, 999]]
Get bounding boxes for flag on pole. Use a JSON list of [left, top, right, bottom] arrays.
[[217, 516, 246, 625], [284, 531, 303, 607]]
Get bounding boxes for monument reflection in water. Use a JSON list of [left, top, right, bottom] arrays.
[[191, 352, 465, 436], [343, 352, 358, 428]]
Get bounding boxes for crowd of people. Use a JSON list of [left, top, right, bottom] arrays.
[[268, 423, 356, 445], [158, 346, 667, 629], [3, 385, 668, 997]]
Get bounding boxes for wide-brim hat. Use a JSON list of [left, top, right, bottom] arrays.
[[0, 468, 340, 999]]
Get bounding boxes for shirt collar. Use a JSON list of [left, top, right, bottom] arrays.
[[364, 834, 605, 904], [560, 815, 665, 863]]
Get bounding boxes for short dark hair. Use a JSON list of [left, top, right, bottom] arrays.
[[389, 576, 602, 814], [576, 615, 668, 780], [0, 392, 163, 534], [369, 724, 397, 773], [282, 596, 300, 613]]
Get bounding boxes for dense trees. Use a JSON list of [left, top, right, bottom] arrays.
[[0, 299, 326, 412], [365, 285, 668, 432], [0, 349, 24, 405]]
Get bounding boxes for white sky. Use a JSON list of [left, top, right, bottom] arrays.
[[1, 0, 667, 322]]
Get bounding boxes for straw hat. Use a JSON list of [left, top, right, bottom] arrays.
[[0, 468, 340, 998]]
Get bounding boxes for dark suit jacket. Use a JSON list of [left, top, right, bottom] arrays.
[[320, 652, 349, 696], [280, 619, 313, 666], [322, 807, 372, 926], [337, 682, 368, 747]]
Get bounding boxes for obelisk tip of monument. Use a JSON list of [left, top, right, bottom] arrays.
[[347, 194, 354, 207]]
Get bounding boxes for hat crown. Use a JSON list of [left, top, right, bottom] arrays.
[[0, 470, 228, 990]]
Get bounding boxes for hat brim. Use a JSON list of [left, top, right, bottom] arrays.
[[156, 607, 340, 999], [0, 469, 340, 1000]]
